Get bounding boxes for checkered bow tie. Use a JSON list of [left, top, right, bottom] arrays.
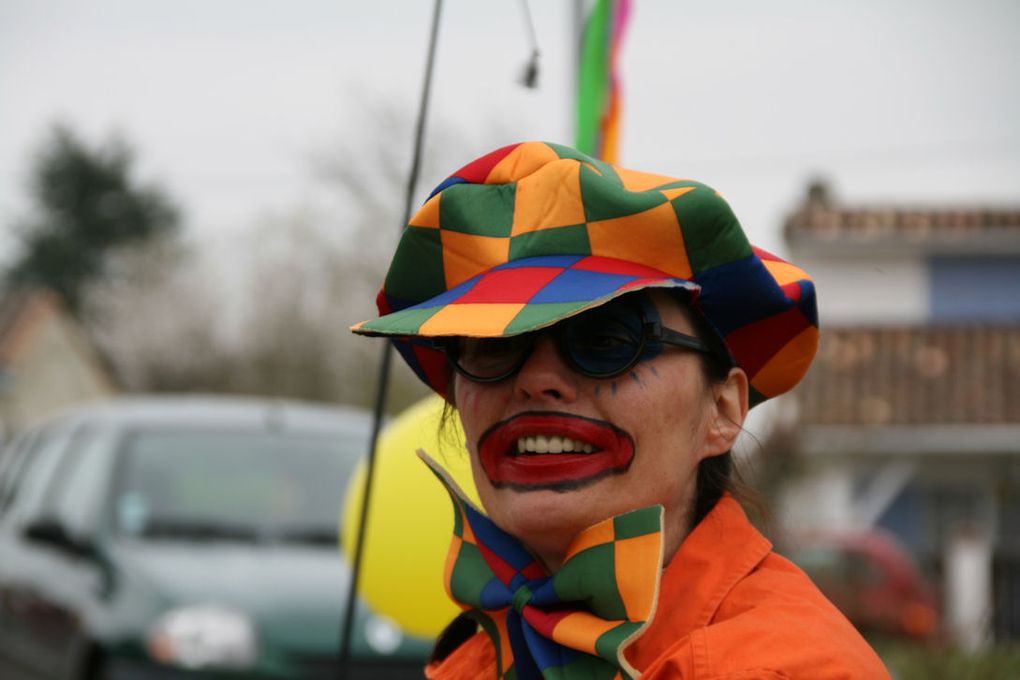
[[421, 452, 664, 680]]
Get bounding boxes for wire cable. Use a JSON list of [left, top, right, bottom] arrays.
[[336, 0, 444, 677], [520, 0, 541, 88]]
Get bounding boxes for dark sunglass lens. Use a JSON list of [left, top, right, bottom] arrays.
[[454, 335, 531, 380], [559, 303, 645, 376]]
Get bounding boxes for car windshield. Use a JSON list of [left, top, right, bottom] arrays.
[[113, 430, 362, 545]]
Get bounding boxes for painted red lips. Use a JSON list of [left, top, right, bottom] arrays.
[[477, 412, 635, 489]]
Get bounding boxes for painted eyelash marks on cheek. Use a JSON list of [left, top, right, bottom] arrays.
[[629, 371, 643, 387], [610, 381, 618, 396], [649, 365, 659, 378]]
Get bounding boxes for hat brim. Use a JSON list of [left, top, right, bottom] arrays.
[[351, 255, 700, 398], [352, 254, 700, 340]]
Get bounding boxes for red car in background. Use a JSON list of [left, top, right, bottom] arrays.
[[782, 529, 939, 641]]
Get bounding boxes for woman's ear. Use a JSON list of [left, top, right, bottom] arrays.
[[702, 367, 749, 459]]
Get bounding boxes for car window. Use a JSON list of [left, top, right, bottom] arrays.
[[114, 429, 362, 543], [46, 426, 121, 538], [10, 426, 78, 526]]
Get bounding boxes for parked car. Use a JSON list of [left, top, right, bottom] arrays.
[[782, 529, 938, 641], [0, 396, 431, 680]]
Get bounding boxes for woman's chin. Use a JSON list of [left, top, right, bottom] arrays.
[[486, 484, 618, 561]]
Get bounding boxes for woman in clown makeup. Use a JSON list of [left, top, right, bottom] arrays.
[[354, 142, 889, 680]]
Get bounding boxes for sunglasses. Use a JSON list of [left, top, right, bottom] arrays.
[[440, 294, 711, 383]]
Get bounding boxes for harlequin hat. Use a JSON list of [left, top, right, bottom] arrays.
[[352, 141, 818, 407]]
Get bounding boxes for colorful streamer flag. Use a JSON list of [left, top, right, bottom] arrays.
[[575, 0, 632, 164]]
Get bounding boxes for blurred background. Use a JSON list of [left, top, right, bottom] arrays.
[[0, 1, 1018, 678]]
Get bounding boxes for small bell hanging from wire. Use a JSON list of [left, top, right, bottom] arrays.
[[521, 49, 540, 89], [519, 0, 540, 89]]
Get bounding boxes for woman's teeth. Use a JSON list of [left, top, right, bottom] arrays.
[[516, 435, 595, 455]]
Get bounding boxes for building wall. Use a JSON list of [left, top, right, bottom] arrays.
[[778, 459, 856, 532], [794, 253, 928, 325], [793, 249, 1020, 325]]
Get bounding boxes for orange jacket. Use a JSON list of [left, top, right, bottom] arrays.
[[426, 495, 891, 679]]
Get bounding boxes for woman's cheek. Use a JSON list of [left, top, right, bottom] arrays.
[[460, 387, 478, 419], [455, 382, 499, 443], [459, 381, 510, 422]]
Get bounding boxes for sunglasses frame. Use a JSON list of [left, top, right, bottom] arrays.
[[438, 299, 711, 384]]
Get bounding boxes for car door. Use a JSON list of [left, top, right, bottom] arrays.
[[0, 423, 78, 679], [0, 428, 41, 675], [0, 421, 119, 680]]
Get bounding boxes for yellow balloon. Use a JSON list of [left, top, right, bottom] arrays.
[[341, 395, 481, 639]]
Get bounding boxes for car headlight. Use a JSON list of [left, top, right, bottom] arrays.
[[364, 613, 403, 655], [146, 604, 258, 670]]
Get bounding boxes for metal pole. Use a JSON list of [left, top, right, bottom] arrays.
[[336, 0, 444, 676]]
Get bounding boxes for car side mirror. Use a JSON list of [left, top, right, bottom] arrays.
[[23, 517, 97, 559]]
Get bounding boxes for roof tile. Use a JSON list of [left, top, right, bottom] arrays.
[[796, 326, 1020, 425], [785, 181, 1020, 245]]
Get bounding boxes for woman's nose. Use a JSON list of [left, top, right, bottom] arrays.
[[513, 334, 579, 402]]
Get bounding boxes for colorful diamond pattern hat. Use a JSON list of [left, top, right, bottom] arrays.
[[352, 141, 818, 406]]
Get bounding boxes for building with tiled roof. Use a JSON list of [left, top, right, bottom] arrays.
[[778, 182, 1020, 643], [0, 289, 117, 439], [784, 182, 1020, 326]]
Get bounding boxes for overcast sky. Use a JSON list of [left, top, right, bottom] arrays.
[[2, 0, 1019, 260]]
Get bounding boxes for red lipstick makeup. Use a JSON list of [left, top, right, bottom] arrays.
[[476, 412, 634, 489]]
